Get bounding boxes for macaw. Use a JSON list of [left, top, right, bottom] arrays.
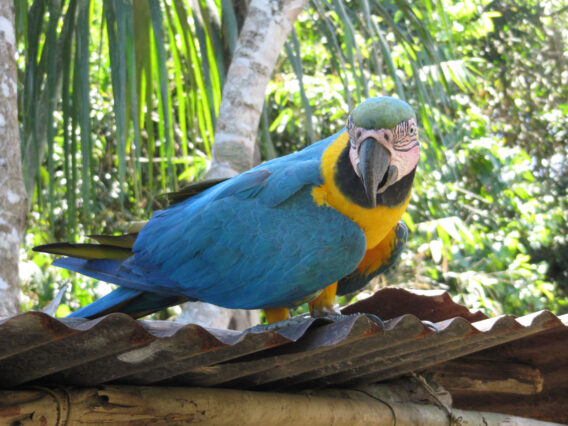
[[34, 97, 419, 323]]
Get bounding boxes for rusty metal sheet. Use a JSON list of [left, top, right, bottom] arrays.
[[335, 310, 562, 388], [0, 312, 318, 388], [1, 288, 566, 424], [0, 289, 566, 405], [161, 314, 390, 388], [0, 309, 561, 391], [0, 313, 155, 387], [48, 316, 319, 386], [341, 288, 489, 322], [182, 311, 561, 391]]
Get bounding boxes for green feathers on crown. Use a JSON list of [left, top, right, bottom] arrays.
[[350, 97, 415, 130]]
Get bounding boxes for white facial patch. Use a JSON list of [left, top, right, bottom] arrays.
[[347, 116, 420, 187]]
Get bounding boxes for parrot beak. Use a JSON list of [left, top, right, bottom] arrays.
[[358, 138, 397, 208]]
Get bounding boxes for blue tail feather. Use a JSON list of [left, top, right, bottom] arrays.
[[67, 287, 142, 318], [67, 287, 190, 319]]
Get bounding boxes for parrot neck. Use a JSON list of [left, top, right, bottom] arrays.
[[312, 131, 413, 250]]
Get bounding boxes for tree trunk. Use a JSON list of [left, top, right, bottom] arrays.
[[0, 2, 27, 316], [207, 0, 308, 178], [181, 0, 308, 329]]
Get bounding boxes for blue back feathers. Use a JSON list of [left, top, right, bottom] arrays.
[[130, 130, 367, 309]]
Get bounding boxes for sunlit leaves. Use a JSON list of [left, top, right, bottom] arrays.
[[18, 0, 228, 241]]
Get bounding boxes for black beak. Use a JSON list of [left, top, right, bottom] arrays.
[[358, 138, 391, 208]]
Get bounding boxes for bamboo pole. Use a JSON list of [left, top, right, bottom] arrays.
[[0, 385, 562, 425], [426, 359, 544, 395]]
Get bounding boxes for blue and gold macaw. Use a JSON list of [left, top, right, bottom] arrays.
[[34, 97, 419, 323]]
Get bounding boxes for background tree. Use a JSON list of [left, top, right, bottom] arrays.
[[0, 1, 26, 316], [208, 0, 307, 178]]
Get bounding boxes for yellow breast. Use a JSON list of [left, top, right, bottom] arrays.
[[312, 132, 410, 250]]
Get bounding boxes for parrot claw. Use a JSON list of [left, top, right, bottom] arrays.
[[310, 304, 342, 318], [421, 320, 439, 333]]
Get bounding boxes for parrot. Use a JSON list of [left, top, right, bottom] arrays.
[[33, 96, 419, 324]]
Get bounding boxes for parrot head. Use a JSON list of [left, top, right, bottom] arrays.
[[344, 97, 419, 208]]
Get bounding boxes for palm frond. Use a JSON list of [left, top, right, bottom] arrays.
[[18, 0, 228, 238]]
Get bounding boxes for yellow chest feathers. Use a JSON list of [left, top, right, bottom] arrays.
[[312, 132, 410, 250]]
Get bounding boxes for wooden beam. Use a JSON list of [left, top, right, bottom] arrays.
[[425, 358, 544, 395], [0, 385, 560, 425]]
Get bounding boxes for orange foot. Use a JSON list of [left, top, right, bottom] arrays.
[[309, 282, 340, 317], [263, 307, 290, 324]]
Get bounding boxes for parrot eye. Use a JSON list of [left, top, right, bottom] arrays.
[[408, 125, 416, 136]]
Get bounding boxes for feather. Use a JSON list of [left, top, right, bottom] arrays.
[[87, 233, 138, 249], [161, 178, 229, 206], [53, 257, 183, 296], [33, 243, 132, 260], [66, 287, 189, 319]]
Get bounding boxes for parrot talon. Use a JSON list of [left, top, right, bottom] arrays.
[[422, 320, 439, 333], [310, 304, 342, 318]]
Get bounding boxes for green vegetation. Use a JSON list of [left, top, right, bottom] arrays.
[[17, 0, 567, 318]]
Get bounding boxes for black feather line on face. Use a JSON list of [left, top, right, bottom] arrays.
[[335, 145, 416, 208], [394, 142, 419, 152]]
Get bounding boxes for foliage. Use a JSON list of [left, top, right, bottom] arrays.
[[17, 0, 237, 316], [474, 0, 568, 167], [265, 0, 568, 316], [403, 0, 568, 315], [15, 0, 233, 238], [17, 0, 568, 318]]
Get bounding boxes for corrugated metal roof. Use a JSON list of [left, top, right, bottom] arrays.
[[0, 289, 567, 423]]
